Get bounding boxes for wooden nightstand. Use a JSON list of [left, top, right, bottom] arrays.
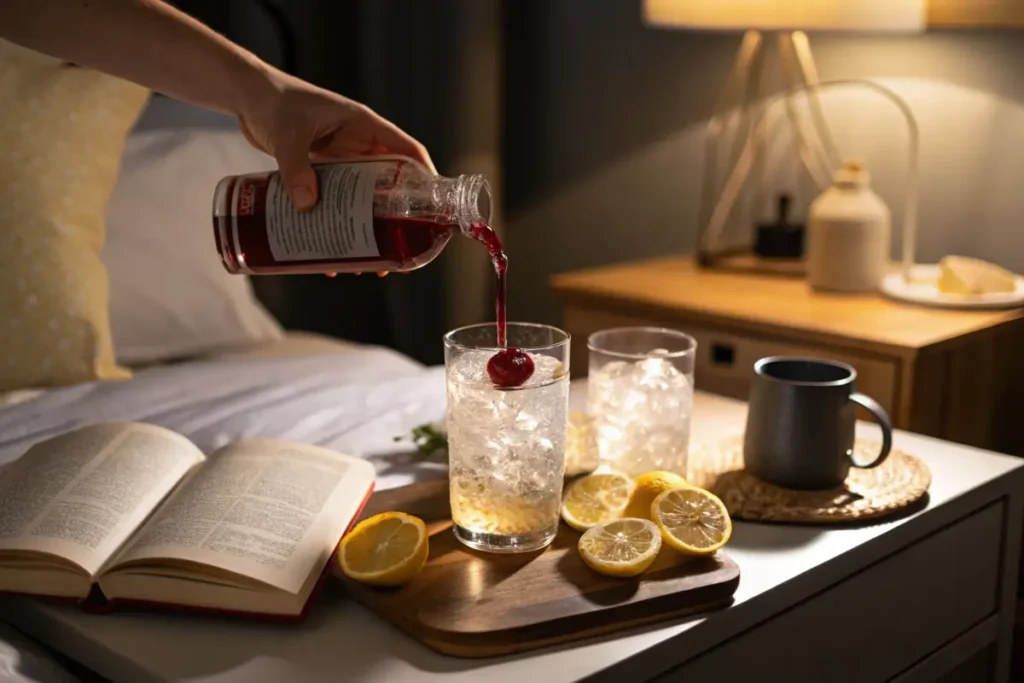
[[551, 256, 1024, 456]]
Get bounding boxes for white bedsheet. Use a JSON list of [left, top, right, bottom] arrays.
[[0, 343, 449, 489], [0, 341, 449, 683]]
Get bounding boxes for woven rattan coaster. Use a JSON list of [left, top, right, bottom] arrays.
[[687, 436, 932, 524]]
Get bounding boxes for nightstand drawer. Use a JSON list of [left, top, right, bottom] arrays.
[[561, 306, 898, 418], [652, 501, 1005, 683]]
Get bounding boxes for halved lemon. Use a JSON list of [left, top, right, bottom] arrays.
[[622, 470, 688, 520], [578, 518, 662, 577], [338, 511, 429, 586], [561, 471, 635, 531], [651, 487, 732, 556]]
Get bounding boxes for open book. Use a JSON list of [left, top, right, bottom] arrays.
[[0, 423, 375, 620]]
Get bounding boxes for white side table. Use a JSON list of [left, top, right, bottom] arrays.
[[3, 384, 1022, 683]]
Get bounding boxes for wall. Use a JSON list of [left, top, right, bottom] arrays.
[[504, 0, 1024, 327]]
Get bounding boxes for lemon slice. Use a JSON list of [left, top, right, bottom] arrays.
[[651, 487, 732, 556], [623, 470, 688, 520], [564, 411, 598, 477], [578, 518, 662, 577], [561, 472, 635, 531], [339, 511, 429, 586]]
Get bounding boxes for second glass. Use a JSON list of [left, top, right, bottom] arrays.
[[587, 327, 696, 477], [444, 323, 570, 553]]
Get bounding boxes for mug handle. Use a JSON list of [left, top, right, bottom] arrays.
[[848, 393, 893, 469]]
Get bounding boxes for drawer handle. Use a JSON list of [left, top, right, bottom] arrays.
[[711, 343, 735, 367]]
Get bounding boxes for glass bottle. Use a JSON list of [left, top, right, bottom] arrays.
[[212, 156, 493, 275]]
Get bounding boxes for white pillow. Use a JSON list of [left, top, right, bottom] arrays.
[[104, 127, 284, 365]]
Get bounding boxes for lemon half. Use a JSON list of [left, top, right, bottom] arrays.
[[561, 472, 635, 531], [339, 511, 429, 586], [651, 487, 732, 556]]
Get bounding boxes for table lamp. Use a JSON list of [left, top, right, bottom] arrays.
[[642, 0, 926, 276]]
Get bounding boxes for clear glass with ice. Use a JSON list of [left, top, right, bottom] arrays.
[[587, 327, 696, 477], [444, 323, 570, 553]]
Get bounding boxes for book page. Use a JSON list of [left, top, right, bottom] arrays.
[[108, 440, 374, 594], [0, 423, 204, 576]]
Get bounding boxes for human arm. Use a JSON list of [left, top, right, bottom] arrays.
[[0, 0, 434, 210]]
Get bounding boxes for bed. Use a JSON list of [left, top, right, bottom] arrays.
[[0, 332, 448, 478], [0, 333, 450, 683], [0, 87, 451, 683]]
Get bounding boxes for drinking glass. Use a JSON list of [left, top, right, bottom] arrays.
[[444, 323, 570, 553], [587, 327, 696, 477]]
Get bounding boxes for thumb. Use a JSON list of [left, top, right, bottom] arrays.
[[275, 146, 318, 211]]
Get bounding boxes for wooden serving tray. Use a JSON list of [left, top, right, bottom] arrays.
[[338, 479, 740, 658]]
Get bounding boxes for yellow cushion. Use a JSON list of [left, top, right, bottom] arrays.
[[0, 42, 149, 390]]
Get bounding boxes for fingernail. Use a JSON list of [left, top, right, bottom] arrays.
[[291, 187, 314, 210]]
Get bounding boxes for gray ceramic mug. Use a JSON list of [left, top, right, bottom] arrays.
[[743, 357, 893, 490]]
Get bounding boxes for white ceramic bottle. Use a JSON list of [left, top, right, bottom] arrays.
[[806, 160, 891, 293]]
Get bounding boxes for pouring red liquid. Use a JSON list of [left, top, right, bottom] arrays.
[[466, 223, 534, 387]]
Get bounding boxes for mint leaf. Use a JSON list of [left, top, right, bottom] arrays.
[[394, 423, 448, 462]]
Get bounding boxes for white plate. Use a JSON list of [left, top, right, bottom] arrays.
[[880, 264, 1024, 310]]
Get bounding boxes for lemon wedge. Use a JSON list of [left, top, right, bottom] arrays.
[[651, 487, 732, 556], [339, 511, 429, 586], [561, 471, 635, 531], [578, 518, 662, 577], [623, 470, 688, 520]]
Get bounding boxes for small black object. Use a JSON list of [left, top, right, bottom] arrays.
[[711, 343, 735, 367], [755, 194, 805, 259]]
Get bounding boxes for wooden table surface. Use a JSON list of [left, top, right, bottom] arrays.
[[551, 256, 1023, 357]]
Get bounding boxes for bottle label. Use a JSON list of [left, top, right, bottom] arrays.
[[263, 162, 388, 262]]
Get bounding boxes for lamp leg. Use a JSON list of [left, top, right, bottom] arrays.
[[789, 31, 842, 171], [697, 30, 763, 260], [778, 32, 835, 188], [743, 37, 769, 243]]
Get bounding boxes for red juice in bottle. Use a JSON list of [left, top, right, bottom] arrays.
[[213, 157, 490, 276]]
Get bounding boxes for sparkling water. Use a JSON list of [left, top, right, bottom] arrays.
[[446, 350, 569, 551], [588, 354, 693, 476]]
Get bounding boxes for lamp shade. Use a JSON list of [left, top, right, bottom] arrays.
[[642, 0, 926, 33]]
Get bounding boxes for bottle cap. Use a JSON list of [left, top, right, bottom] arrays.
[[834, 159, 870, 188]]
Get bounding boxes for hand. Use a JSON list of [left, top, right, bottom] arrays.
[[238, 70, 434, 209], [237, 70, 434, 278]]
